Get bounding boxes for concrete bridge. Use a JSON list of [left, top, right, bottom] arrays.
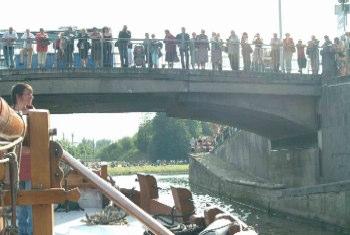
[[0, 68, 321, 146]]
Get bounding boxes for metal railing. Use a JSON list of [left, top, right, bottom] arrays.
[[0, 36, 329, 75]]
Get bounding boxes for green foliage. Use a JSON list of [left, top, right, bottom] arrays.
[[136, 119, 153, 152], [58, 114, 217, 163], [148, 113, 190, 162], [95, 139, 112, 154], [201, 122, 214, 136], [184, 120, 202, 138]]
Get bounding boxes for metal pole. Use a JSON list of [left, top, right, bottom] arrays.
[[62, 150, 174, 235], [278, 0, 284, 72]]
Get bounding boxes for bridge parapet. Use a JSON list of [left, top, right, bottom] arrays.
[[0, 68, 323, 144]]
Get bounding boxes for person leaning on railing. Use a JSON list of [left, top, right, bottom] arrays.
[[2, 27, 18, 69], [19, 29, 35, 69], [35, 28, 49, 69], [90, 27, 102, 68], [11, 83, 35, 235], [77, 29, 90, 68]]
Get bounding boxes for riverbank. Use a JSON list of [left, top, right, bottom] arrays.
[[108, 164, 189, 175]]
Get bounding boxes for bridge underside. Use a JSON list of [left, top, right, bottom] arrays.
[[28, 92, 318, 147]]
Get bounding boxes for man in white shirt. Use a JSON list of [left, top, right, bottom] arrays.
[[20, 29, 35, 69], [2, 27, 18, 68]]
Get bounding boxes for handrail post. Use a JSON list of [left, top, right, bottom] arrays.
[[29, 110, 53, 235]]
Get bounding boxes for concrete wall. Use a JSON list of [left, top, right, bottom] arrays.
[[319, 81, 350, 183], [215, 131, 319, 187], [189, 157, 350, 230]]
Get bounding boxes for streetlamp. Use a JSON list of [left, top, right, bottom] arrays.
[[336, 0, 350, 33], [278, 0, 283, 72]]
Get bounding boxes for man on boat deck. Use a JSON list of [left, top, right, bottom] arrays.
[[12, 83, 34, 235]]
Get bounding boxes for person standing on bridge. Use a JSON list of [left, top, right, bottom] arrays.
[[90, 27, 102, 68], [306, 35, 320, 75], [334, 37, 346, 76], [176, 27, 190, 69], [282, 33, 295, 73], [35, 28, 49, 69], [11, 83, 35, 235], [210, 32, 223, 71], [241, 32, 252, 71], [164, 29, 178, 69], [116, 25, 131, 68], [149, 34, 163, 68], [77, 29, 90, 68], [226, 30, 240, 71], [320, 35, 336, 76], [19, 29, 35, 69], [296, 40, 307, 74], [2, 27, 18, 69], [270, 33, 281, 72], [197, 29, 210, 70], [189, 32, 199, 69], [102, 27, 113, 68], [252, 33, 264, 72], [63, 27, 75, 68]]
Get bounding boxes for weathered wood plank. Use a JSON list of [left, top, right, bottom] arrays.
[[29, 110, 53, 235], [3, 188, 80, 206]]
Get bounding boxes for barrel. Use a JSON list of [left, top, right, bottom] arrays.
[[0, 97, 26, 141]]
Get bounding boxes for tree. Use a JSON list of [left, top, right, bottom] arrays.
[[58, 138, 77, 156], [184, 119, 202, 138], [96, 142, 123, 161], [149, 113, 190, 162], [95, 139, 112, 154], [136, 119, 153, 152], [76, 138, 95, 161]]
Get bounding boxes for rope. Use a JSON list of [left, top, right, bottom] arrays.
[[0, 137, 24, 151]]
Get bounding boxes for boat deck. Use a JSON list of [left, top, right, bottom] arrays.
[[55, 208, 146, 235]]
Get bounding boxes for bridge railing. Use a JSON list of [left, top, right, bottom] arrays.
[[0, 36, 324, 75]]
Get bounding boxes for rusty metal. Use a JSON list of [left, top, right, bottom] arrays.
[[0, 98, 26, 141], [61, 149, 174, 235], [49, 141, 63, 188]]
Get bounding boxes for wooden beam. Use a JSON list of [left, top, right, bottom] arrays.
[[29, 110, 53, 235], [3, 188, 80, 206]]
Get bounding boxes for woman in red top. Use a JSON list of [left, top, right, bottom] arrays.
[[35, 28, 49, 69], [12, 83, 34, 235]]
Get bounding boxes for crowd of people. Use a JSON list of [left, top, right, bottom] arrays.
[[190, 126, 239, 153], [2, 26, 350, 76]]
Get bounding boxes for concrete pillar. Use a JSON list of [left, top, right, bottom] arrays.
[[319, 81, 350, 183]]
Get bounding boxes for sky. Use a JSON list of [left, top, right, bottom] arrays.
[[2, 0, 343, 142]]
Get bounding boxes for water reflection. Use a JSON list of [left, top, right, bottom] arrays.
[[114, 174, 345, 235]]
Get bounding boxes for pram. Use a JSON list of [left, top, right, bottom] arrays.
[[133, 44, 145, 67]]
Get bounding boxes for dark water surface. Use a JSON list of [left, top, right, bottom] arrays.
[[114, 174, 346, 235]]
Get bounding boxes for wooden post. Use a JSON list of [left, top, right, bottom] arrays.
[[100, 164, 108, 181], [137, 174, 159, 212], [29, 110, 53, 235]]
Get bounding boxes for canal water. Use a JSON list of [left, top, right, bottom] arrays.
[[114, 174, 345, 235]]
